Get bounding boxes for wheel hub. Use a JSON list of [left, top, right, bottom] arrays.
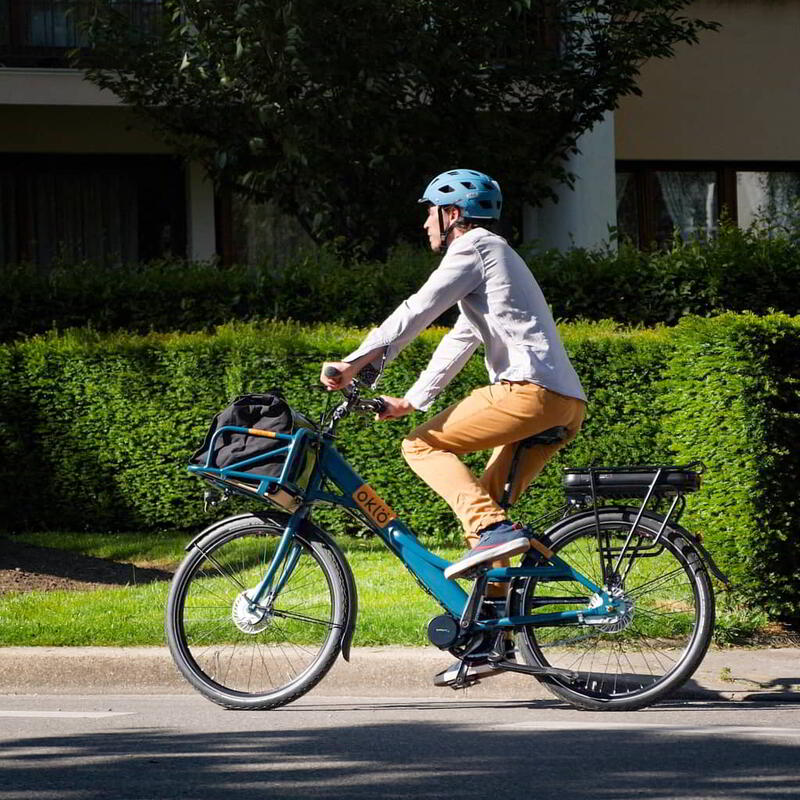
[[599, 587, 635, 633], [584, 588, 635, 633], [232, 591, 273, 634]]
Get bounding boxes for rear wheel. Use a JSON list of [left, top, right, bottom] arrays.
[[166, 514, 348, 710], [515, 509, 714, 711]]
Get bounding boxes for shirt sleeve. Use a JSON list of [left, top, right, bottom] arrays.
[[403, 313, 481, 411], [343, 243, 484, 369]]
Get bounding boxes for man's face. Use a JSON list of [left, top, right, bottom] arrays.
[[423, 204, 442, 252], [423, 204, 459, 252]]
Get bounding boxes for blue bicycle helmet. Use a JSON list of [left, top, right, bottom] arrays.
[[418, 168, 502, 221]]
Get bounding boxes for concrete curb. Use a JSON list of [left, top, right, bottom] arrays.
[[1, 646, 799, 701]]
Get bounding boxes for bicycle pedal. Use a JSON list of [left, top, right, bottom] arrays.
[[433, 657, 512, 688]]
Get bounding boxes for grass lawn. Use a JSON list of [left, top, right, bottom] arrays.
[[1, 530, 767, 648], [1, 531, 459, 647]]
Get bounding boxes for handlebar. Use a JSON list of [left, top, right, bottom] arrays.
[[321, 364, 386, 429], [359, 397, 387, 414]]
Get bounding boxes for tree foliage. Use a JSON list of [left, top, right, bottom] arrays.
[[82, 1, 717, 256]]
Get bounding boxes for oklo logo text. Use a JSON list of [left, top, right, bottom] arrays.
[[352, 484, 397, 528]]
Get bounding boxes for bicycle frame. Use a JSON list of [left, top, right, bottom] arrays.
[[189, 425, 620, 632]]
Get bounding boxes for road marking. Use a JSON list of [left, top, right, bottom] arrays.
[[492, 721, 800, 737], [0, 711, 135, 719]]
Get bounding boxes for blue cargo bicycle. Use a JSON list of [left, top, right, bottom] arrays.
[[166, 368, 728, 712]]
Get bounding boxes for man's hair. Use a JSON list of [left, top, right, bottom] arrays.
[[443, 206, 498, 232]]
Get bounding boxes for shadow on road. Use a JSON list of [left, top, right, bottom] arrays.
[[2, 717, 799, 799]]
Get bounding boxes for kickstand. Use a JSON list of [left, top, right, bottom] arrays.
[[488, 629, 509, 664], [450, 660, 473, 690]]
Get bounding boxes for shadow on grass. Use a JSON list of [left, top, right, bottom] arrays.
[[0, 537, 172, 592]]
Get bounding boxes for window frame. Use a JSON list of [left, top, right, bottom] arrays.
[[616, 160, 800, 247]]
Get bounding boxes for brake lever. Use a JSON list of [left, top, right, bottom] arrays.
[[358, 397, 387, 415]]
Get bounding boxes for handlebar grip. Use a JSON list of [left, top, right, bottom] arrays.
[[324, 366, 342, 379], [360, 397, 386, 414]]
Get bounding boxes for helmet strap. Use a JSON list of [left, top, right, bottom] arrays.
[[438, 206, 461, 252]]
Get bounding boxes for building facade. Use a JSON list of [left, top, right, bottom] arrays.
[[2, 0, 798, 265], [0, 0, 216, 265], [531, 0, 800, 250]]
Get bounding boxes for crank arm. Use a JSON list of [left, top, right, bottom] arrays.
[[487, 659, 579, 681]]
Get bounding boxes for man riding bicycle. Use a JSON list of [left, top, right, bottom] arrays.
[[321, 169, 586, 677]]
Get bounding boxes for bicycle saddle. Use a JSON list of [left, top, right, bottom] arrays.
[[519, 426, 569, 447]]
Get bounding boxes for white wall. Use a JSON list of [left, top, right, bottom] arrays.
[[0, 69, 121, 106], [186, 161, 217, 262], [615, 0, 800, 161], [524, 112, 617, 251]]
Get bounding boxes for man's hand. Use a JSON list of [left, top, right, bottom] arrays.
[[320, 361, 358, 391], [376, 396, 415, 421]]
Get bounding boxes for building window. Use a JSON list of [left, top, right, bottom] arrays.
[[616, 162, 800, 247], [616, 172, 639, 248], [0, 0, 162, 67], [0, 154, 186, 266], [653, 171, 718, 243], [736, 171, 800, 231]]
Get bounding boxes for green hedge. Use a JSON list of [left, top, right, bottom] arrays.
[[0, 247, 440, 342], [2, 316, 799, 620], [0, 320, 667, 534], [2, 220, 800, 340], [661, 314, 800, 621], [533, 220, 800, 326]]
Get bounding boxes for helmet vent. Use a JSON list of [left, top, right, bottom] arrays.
[[419, 169, 502, 222]]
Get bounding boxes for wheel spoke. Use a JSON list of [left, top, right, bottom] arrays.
[[518, 515, 712, 709], [167, 522, 346, 709], [272, 609, 341, 628]]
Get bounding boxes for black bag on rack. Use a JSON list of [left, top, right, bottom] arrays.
[[190, 391, 294, 478]]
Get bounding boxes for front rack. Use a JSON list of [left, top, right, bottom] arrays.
[[188, 425, 317, 507]]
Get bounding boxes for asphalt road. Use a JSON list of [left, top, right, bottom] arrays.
[[2, 693, 800, 800]]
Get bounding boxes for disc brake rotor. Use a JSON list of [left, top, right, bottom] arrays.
[[598, 588, 635, 634], [232, 591, 273, 634]]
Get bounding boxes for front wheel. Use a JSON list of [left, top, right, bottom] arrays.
[[515, 509, 714, 711], [165, 513, 349, 710]]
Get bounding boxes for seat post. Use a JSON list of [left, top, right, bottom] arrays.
[[499, 442, 526, 510], [498, 426, 569, 510]]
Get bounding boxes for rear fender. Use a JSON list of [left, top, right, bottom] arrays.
[[520, 507, 731, 587]]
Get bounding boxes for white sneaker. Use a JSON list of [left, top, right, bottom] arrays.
[[444, 537, 530, 580]]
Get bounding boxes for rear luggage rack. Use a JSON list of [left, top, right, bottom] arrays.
[[563, 463, 706, 576], [564, 464, 703, 500]]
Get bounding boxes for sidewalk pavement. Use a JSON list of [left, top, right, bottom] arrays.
[[1, 646, 799, 701]]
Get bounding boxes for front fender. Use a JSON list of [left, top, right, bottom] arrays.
[[186, 511, 359, 661]]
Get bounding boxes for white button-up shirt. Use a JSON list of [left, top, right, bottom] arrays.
[[345, 227, 586, 411]]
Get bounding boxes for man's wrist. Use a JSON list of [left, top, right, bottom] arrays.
[[401, 396, 419, 413]]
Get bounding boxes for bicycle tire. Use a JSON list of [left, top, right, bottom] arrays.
[[165, 513, 349, 710], [515, 508, 714, 711]]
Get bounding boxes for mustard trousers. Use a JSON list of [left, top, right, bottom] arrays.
[[401, 381, 585, 548]]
